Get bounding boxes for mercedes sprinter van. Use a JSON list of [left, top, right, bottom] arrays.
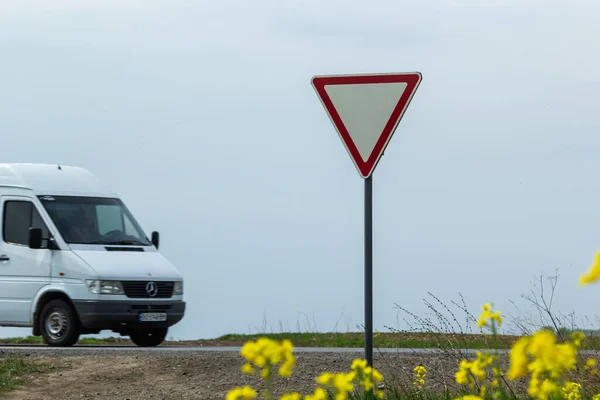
[[0, 163, 185, 346]]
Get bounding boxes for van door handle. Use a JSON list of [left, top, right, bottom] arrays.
[[0, 255, 9, 262]]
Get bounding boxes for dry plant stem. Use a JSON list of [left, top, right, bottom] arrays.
[[519, 270, 565, 342]]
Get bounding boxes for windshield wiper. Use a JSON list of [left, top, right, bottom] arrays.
[[88, 240, 149, 246], [106, 240, 149, 246]]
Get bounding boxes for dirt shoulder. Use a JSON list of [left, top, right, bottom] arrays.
[[0, 350, 496, 400]]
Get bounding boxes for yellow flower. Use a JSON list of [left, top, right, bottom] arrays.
[[477, 303, 502, 329], [570, 331, 585, 348], [512, 330, 577, 381], [305, 388, 327, 400], [455, 360, 474, 386], [504, 328, 579, 400], [491, 311, 503, 325], [316, 372, 334, 386], [280, 393, 301, 400], [455, 351, 496, 388], [371, 368, 383, 382], [279, 361, 294, 377], [333, 372, 355, 393], [314, 371, 356, 400], [239, 337, 296, 380], [507, 336, 530, 380], [349, 358, 383, 392], [260, 368, 271, 380], [479, 385, 487, 398], [585, 358, 597, 372], [241, 363, 255, 374], [580, 251, 600, 285], [414, 365, 427, 376], [561, 381, 582, 400], [226, 386, 257, 400], [413, 365, 427, 390], [351, 359, 368, 370]]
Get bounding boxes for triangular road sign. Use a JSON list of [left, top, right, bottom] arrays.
[[311, 72, 422, 178]]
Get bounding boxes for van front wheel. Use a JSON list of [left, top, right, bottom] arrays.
[[129, 328, 168, 347], [39, 299, 80, 347]]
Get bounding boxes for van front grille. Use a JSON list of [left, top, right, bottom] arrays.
[[121, 281, 174, 298]]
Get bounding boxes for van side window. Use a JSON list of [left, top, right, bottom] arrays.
[[3, 201, 49, 247]]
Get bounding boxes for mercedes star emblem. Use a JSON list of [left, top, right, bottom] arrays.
[[146, 281, 158, 297]]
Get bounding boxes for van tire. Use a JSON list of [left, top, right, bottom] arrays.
[[39, 299, 80, 347], [129, 328, 168, 347]]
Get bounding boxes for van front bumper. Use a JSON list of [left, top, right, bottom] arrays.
[[73, 300, 185, 332]]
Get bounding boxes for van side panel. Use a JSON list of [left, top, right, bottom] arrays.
[[0, 192, 52, 325]]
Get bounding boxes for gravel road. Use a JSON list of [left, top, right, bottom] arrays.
[[0, 348, 495, 400]]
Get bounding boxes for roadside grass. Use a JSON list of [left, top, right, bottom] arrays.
[[0, 332, 525, 349], [0, 336, 117, 345], [0, 357, 49, 394], [214, 331, 522, 349], [4, 331, 600, 351]]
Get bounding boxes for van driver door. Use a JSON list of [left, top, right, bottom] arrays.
[[0, 196, 52, 325]]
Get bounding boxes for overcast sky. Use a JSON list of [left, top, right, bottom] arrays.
[[1, 0, 600, 340]]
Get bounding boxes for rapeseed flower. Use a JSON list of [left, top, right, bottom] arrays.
[[528, 373, 559, 400], [454, 395, 483, 400], [570, 331, 585, 348], [455, 351, 495, 387], [226, 386, 257, 400], [240, 337, 296, 380], [350, 358, 383, 393], [507, 336, 530, 380], [315, 371, 355, 400], [526, 330, 577, 379], [505, 328, 579, 400], [413, 365, 427, 390], [561, 381, 582, 400], [455, 360, 473, 386], [477, 303, 503, 334], [580, 251, 600, 285], [584, 358, 598, 375], [279, 393, 301, 400], [241, 363, 255, 375], [304, 388, 327, 400]]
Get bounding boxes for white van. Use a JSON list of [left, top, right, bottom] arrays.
[[0, 163, 185, 347]]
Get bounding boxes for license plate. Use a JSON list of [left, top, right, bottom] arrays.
[[139, 312, 167, 322]]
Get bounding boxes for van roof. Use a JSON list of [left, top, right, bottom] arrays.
[[0, 163, 116, 197]]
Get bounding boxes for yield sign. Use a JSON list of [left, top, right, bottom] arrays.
[[311, 72, 422, 178]]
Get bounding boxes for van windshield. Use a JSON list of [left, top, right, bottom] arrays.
[[38, 196, 151, 246]]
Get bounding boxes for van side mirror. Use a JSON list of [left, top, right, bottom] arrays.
[[151, 231, 159, 249], [29, 228, 43, 249]]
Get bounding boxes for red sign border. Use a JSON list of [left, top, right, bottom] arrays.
[[312, 72, 422, 178]]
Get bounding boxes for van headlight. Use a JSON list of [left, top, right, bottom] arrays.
[[173, 281, 183, 295], [86, 280, 125, 295]]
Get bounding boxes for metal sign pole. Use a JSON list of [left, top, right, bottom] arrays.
[[364, 175, 373, 367]]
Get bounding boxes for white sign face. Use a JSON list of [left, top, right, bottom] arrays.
[[323, 82, 409, 162], [312, 73, 422, 178]]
